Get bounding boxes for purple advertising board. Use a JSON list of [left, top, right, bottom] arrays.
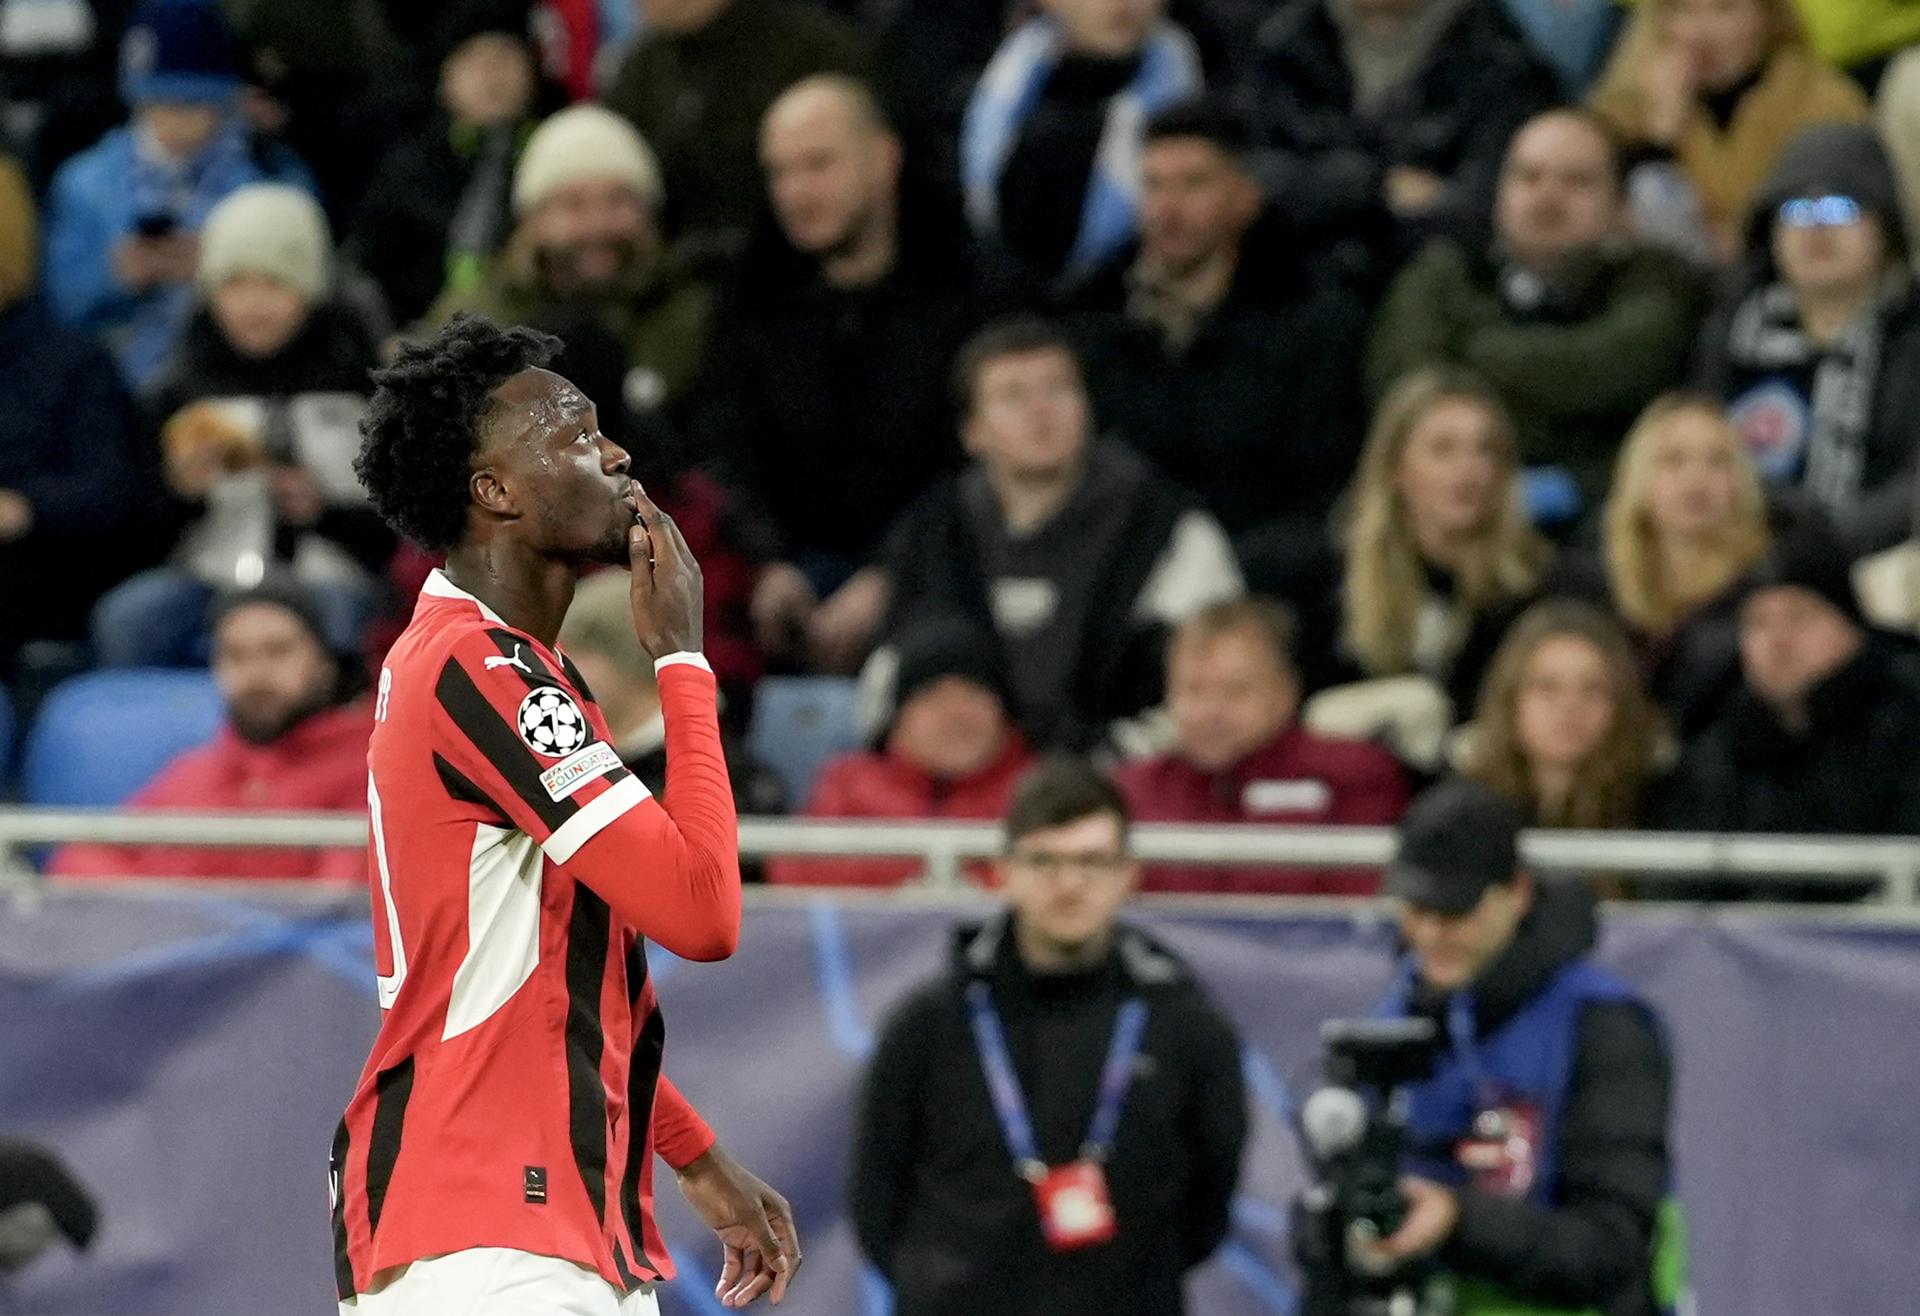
[[0, 888, 1916, 1316]]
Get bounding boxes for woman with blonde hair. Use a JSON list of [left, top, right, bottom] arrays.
[[1463, 600, 1664, 829], [1551, 392, 1770, 737], [1590, 0, 1868, 259], [1308, 367, 1550, 722]]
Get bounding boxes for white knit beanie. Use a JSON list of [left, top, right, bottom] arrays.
[[512, 104, 664, 216], [196, 184, 331, 299]]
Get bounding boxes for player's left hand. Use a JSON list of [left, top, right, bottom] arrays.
[[676, 1143, 801, 1307]]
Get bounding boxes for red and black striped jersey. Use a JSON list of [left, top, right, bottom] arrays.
[[330, 570, 741, 1300]]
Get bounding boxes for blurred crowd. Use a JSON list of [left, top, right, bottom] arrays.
[[7, 0, 1920, 894]]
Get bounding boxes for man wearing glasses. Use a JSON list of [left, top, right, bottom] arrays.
[[850, 757, 1249, 1316]]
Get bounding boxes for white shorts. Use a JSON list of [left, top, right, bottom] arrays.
[[338, 1248, 659, 1316]]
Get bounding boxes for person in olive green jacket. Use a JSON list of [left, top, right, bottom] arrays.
[[421, 104, 710, 418], [1368, 109, 1705, 508]]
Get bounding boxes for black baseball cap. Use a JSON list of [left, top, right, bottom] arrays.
[[1384, 779, 1525, 915]]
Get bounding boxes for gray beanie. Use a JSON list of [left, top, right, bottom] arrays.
[[196, 184, 331, 299], [1750, 123, 1908, 260]]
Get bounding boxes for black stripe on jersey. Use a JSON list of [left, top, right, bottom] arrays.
[[619, 953, 667, 1285], [365, 1057, 415, 1236], [434, 752, 508, 822], [434, 658, 577, 834], [484, 628, 566, 690], [558, 652, 598, 706], [330, 1118, 354, 1299], [564, 886, 613, 1229]]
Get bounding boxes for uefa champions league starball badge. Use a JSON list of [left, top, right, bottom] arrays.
[[517, 687, 589, 758]]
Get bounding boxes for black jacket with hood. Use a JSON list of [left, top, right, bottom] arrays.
[[1694, 123, 1920, 557], [1065, 207, 1370, 546], [852, 914, 1248, 1316], [692, 171, 983, 565], [1403, 881, 1672, 1316], [1652, 632, 1920, 844]]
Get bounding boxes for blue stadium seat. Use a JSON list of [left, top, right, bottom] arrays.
[[749, 676, 862, 808], [23, 670, 224, 807]]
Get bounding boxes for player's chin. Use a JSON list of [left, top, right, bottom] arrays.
[[586, 523, 633, 568]]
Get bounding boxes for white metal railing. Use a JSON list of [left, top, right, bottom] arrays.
[[0, 808, 1914, 903]]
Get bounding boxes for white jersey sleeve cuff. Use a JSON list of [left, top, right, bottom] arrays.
[[653, 652, 712, 675], [543, 774, 652, 864]]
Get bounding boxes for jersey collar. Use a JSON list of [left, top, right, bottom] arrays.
[[421, 568, 508, 626]]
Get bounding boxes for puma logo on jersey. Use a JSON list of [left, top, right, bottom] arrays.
[[484, 646, 532, 675]]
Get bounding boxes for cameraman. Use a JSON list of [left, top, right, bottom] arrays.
[[1364, 779, 1677, 1316]]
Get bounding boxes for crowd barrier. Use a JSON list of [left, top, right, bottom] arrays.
[[1, 810, 1918, 900], [1, 878, 1917, 1316]]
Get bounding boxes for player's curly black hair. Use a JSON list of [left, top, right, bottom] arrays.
[[354, 315, 563, 553]]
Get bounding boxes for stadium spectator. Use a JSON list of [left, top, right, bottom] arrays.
[[1369, 108, 1704, 506], [1550, 395, 1771, 741], [1290, 369, 1549, 744], [0, 157, 142, 673], [1695, 123, 1920, 557], [873, 318, 1243, 752], [602, 0, 868, 266], [41, 0, 313, 389], [701, 75, 981, 674], [1652, 516, 1920, 849], [1068, 100, 1369, 578], [0, 1135, 96, 1275], [1459, 601, 1664, 829], [1783, 0, 1920, 78], [0, 0, 137, 191], [51, 580, 372, 881], [1590, 0, 1869, 262], [558, 568, 786, 817], [961, 0, 1204, 296], [422, 105, 711, 418], [350, 0, 549, 327], [1363, 778, 1675, 1314], [1115, 598, 1408, 895], [766, 619, 1033, 888], [220, 0, 412, 229], [1235, 0, 1558, 294], [852, 757, 1248, 1316], [90, 185, 389, 669]]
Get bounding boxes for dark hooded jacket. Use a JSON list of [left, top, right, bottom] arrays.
[[694, 172, 983, 566], [1401, 882, 1671, 1316], [1235, 0, 1559, 290], [1695, 123, 1920, 556], [1066, 207, 1370, 546], [1652, 633, 1920, 844], [852, 913, 1248, 1316]]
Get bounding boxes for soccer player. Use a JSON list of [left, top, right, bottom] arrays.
[[331, 315, 799, 1314]]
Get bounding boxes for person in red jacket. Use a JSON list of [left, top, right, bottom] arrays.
[[767, 619, 1034, 887], [1115, 597, 1410, 895], [50, 580, 373, 881]]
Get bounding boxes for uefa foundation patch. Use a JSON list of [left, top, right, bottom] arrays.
[[538, 742, 624, 801]]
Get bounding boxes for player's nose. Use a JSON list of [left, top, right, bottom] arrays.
[[600, 435, 632, 477]]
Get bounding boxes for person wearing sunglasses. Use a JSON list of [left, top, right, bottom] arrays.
[[850, 757, 1249, 1316], [1695, 122, 1920, 557]]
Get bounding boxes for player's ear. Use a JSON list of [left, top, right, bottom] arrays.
[[471, 466, 520, 520]]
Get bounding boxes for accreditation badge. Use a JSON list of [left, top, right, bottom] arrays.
[[1456, 1098, 1543, 1198], [1031, 1160, 1119, 1251]]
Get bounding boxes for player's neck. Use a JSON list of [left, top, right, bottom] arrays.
[[442, 544, 579, 646]]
